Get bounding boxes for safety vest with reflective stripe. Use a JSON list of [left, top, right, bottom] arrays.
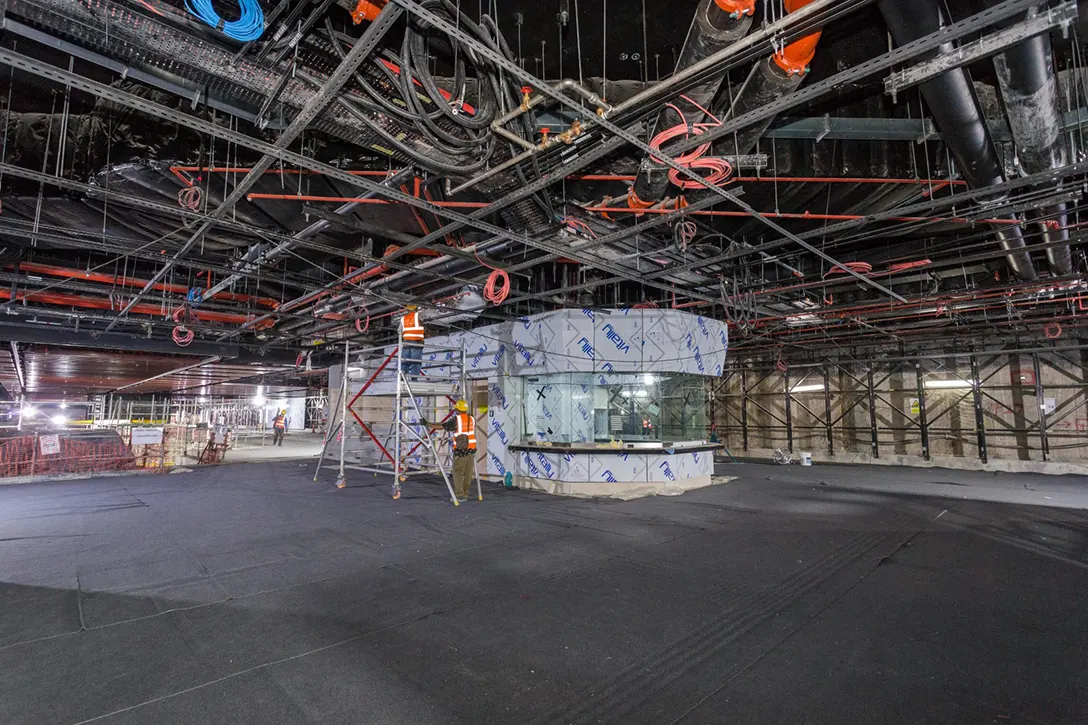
[[455, 413, 477, 450], [401, 311, 424, 342], [273, 415, 286, 430]]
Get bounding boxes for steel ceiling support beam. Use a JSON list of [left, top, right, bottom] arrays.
[[392, 0, 906, 302], [0, 321, 247, 357], [201, 166, 415, 300], [108, 356, 223, 393], [882, 1, 1078, 95], [0, 48, 718, 314], [763, 109, 1088, 142], [100, 3, 404, 333], [10, 342, 25, 395], [0, 17, 285, 129], [664, 0, 1053, 157], [378, 0, 856, 265]]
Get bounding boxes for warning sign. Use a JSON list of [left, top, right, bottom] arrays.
[[39, 434, 61, 456], [131, 427, 164, 445], [909, 398, 920, 415]]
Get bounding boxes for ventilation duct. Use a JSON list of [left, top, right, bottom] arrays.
[[993, 18, 1073, 276], [712, 0, 824, 159], [4, 0, 553, 232], [879, 0, 1037, 281], [630, 0, 755, 206]]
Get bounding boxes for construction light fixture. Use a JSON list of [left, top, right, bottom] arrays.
[[22, 407, 37, 418], [51, 415, 67, 426], [924, 379, 974, 389], [59, 402, 68, 409], [790, 383, 825, 393]]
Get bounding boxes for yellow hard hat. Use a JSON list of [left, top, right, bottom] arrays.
[[455, 400, 468, 412], [406, 304, 418, 311], [280, 409, 287, 415]]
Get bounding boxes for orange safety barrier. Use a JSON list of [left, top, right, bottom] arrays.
[[0, 433, 137, 478]]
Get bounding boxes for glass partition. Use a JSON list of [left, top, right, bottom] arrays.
[[521, 372, 708, 444]]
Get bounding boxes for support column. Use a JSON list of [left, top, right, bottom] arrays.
[[784, 367, 794, 454], [1033, 352, 1049, 461], [867, 365, 879, 458], [970, 354, 988, 463], [915, 363, 930, 461], [823, 363, 833, 456], [741, 367, 749, 452]]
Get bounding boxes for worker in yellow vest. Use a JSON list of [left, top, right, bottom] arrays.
[[427, 399, 476, 501], [400, 304, 424, 377], [272, 409, 288, 446]]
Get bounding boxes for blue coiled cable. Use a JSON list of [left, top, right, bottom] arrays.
[[185, 0, 265, 42]]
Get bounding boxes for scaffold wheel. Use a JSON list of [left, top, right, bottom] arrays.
[[391, 485, 402, 500], [335, 473, 347, 489]]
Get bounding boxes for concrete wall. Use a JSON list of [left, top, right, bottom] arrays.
[[712, 348, 1088, 472]]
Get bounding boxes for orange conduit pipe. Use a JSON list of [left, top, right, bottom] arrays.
[[774, 0, 824, 76], [0, 289, 271, 326], [12, 262, 281, 308]]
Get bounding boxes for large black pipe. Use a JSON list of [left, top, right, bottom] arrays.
[[632, 0, 753, 204], [994, 28, 1073, 276], [712, 58, 807, 158], [879, 0, 1037, 281]]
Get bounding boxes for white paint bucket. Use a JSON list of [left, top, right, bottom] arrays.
[[800, 452, 812, 466]]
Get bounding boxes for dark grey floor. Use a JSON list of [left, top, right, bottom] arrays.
[[2, 460, 1087, 724]]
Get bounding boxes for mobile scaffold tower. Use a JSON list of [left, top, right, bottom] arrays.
[[314, 333, 481, 505]]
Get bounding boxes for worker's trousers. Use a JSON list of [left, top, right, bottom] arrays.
[[452, 454, 474, 498], [273, 428, 284, 446]]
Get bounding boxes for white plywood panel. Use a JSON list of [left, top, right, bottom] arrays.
[[590, 452, 647, 484], [595, 309, 643, 372], [559, 451, 590, 482]]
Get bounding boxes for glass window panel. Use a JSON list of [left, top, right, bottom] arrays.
[[522, 372, 707, 443]]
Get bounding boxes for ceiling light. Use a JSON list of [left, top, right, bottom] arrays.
[[924, 379, 974, 389], [51, 415, 66, 425], [59, 402, 68, 409], [791, 383, 825, 393], [22, 407, 37, 418], [635, 389, 648, 397], [642, 374, 656, 384]]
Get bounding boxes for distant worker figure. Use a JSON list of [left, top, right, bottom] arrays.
[[400, 304, 424, 378], [427, 400, 476, 502], [642, 415, 654, 437], [272, 409, 288, 446]]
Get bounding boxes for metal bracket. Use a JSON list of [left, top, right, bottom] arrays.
[[884, 1, 1079, 95], [815, 113, 831, 144], [915, 119, 937, 145]]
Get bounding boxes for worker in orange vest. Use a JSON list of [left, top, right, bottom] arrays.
[[400, 304, 424, 378], [272, 409, 288, 446], [427, 399, 476, 501]]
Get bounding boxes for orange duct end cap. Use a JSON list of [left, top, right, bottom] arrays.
[[773, 31, 822, 76], [351, 0, 387, 23], [714, 0, 755, 16], [774, 0, 823, 75], [627, 189, 654, 211]]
